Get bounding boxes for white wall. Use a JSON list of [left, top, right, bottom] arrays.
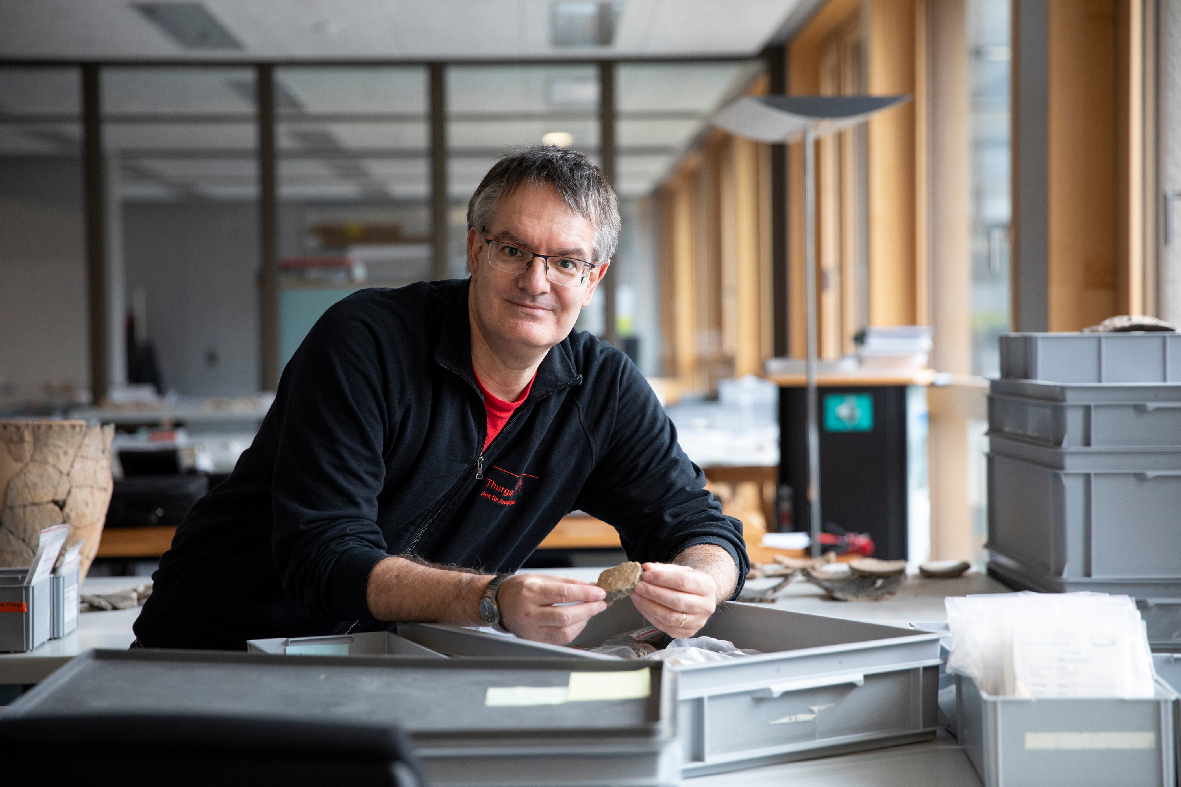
[[0, 156, 88, 402]]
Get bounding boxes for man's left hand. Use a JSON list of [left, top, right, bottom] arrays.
[[630, 562, 717, 639]]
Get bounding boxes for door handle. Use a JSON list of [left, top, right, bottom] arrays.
[[753, 672, 866, 699]]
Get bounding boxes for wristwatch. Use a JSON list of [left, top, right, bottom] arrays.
[[478, 573, 512, 632]]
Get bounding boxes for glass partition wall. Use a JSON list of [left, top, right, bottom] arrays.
[[275, 66, 429, 369], [0, 59, 762, 401], [0, 67, 85, 408]]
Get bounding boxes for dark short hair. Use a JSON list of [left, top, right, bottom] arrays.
[[467, 145, 620, 263]]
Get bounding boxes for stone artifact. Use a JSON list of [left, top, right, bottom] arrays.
[[802, 567, 905, 602], [597, 561, 643, 604], [918, 559, 971, 578], [0, 420, 114, 580], [848, 558, 908, 578]]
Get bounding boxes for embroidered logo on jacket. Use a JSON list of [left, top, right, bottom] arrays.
[[479, 465, 537, 507]]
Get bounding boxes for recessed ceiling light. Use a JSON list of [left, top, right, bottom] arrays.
[[134, 3, 242, 51], [541, 132, 575, 148], [550, 1, 622, 48]]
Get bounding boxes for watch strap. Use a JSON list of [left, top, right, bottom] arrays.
[[480, 573, 512, 631]]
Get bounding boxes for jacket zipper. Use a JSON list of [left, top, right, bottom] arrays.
[[404, 404, 527, 553], [402, 370, 581, 554]]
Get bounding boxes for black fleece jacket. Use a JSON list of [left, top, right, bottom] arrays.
[[134, 280, 748, 649]]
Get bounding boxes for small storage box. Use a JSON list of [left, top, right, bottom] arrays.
[[50, 567, 79, 640], [398, 601, 943, 778], [247, 631, 444, 658], [1000, 332, 1181, 383], [988, 381, 1181, 450], [5, 649, 680, 787], [987, 449, 1181, 597], [956, 673, 1178, 787], [0, 569, 51, 653]]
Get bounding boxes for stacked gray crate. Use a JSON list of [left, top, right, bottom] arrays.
[[988, 333, 1181, 607]]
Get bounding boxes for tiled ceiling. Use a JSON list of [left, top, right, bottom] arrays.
[[0, 1, 815, 200], [0, 0, 805, 61]]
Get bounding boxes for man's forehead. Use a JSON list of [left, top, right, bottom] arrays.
[[488, 185, 595, 257]]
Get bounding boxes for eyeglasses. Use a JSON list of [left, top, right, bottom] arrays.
[[482, 235, 597, 287]]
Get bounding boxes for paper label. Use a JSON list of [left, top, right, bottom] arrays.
[[1025, 732, 1155, 750], [485, 668, 652, 707], [64, 584, 78, 624], [0, 602, 28, 613], [485, 686, 571, 707], [567, 668, 651, 702]]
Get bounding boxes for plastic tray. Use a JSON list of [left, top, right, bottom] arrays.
[[4, 649, 680, 787], [398, 601, 943, 777], [988, 392, 1181, 449], [1000, 332, 1181, 383], [988, 451, 1181, 597], [247, 631, 445, 658], [956, 673, 1178, 787], [0, 572, 50, 653]]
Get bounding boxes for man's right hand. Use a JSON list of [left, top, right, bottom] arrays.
[[496, 574, 607, 645]]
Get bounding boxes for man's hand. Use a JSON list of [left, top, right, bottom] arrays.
[[497, 574, 607, 645], [630, 562, 718, 639]]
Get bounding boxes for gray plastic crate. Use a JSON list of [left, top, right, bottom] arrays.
[[956, 673, 1178, 787], [988, 432, 1181, 472], [398, 600, 943, 778], [1140, 600, 1181, 653], [247, 631, 445, 658], [988, 391, 1181, 449], [0, 570, 51, 653], [5, 649, 680, 787], [987, 451, 1181, 597], [50, 567, 79, 640], [1000, 332, 1181, 383]]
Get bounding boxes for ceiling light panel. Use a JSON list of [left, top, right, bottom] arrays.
[[550, 1, 622, 48], [133, 3, 243, 50], [448, 65, 598, 115]]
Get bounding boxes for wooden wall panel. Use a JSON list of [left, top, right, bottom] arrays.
[[866, 0, 919, 327], [1047, 0, 1119, 330]]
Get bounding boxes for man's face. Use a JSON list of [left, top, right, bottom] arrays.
[[467, 182, 608, 358]]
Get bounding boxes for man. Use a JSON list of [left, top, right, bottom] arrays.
[[134, 146, 747, 650]]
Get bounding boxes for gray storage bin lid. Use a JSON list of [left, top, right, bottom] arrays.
[[6, 649, 675, 742]]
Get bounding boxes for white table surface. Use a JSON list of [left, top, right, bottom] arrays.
[[0, 576, 145, 684], [0, 569, 1000, 786]]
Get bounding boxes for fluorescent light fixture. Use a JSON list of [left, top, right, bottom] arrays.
[[134, 3, 243, 51], [541, 131, 575, 148], [550, 1, 622, 48], [547, 78, 599, 107]]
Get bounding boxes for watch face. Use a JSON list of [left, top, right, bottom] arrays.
[[479, 597, 497, 625]]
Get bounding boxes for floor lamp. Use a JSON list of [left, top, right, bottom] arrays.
[[712, 95, 910, 558]]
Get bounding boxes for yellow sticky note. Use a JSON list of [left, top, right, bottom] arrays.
[[567, 668, 651, 702], [485, 686, 570, 706]]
